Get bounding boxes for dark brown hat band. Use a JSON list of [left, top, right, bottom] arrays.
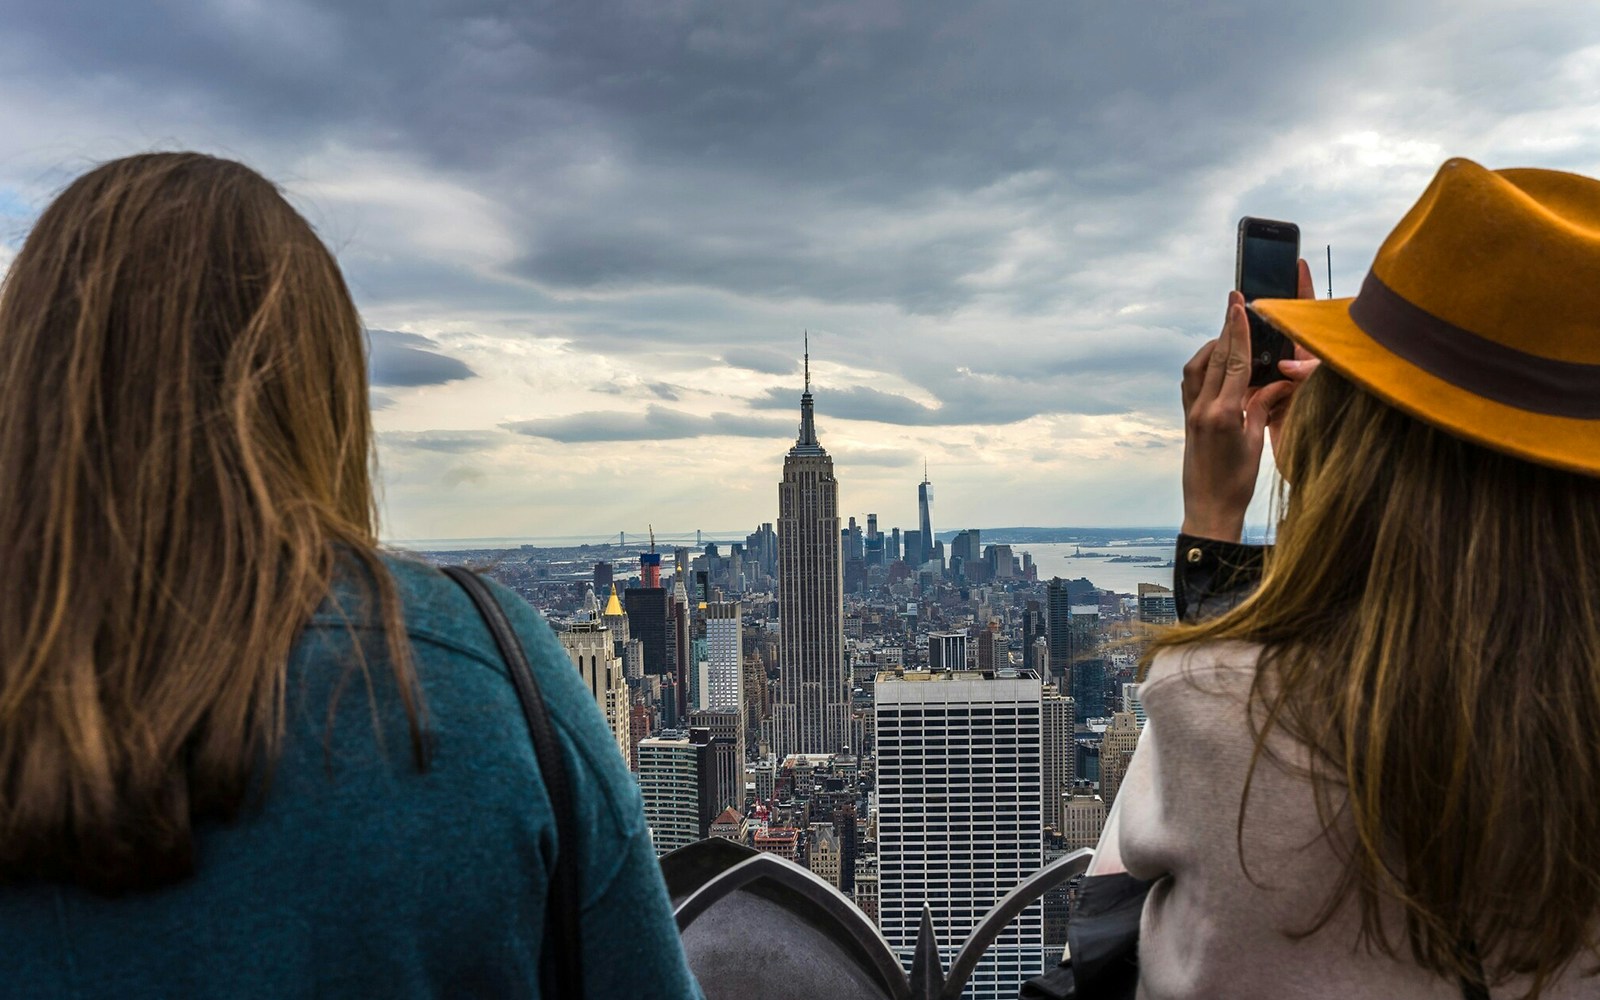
[[1347, 272, 1600, 419]]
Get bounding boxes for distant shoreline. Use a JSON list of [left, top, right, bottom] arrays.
[[386, 526, 1188, 553]]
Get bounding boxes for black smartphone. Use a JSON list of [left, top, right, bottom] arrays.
[[1235, 217, 1300, 386]]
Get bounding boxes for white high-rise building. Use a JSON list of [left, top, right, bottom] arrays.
[[875, 669, 1044, 1000], [1121, 682, 1146, 728], [704, 601, 744, 713], [638, 735, 706, 856], [775, 348, 847, 758]]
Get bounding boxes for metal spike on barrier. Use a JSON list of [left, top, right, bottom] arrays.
[[909, 905, 945, 998]]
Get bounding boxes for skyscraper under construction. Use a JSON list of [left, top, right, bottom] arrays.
[[774, 345, 847, 758]]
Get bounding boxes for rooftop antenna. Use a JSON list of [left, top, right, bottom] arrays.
[[922, 459, 929, 484], [1326, 244, 1333, 299], [804, 329, 811, 392]]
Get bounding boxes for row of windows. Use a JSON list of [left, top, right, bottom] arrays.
[[879, 763, 1042, 771], [877, 789, 1043, 796], [881, 919, 1043, 931], [877, 722, 1038, 729], [870, 870, 1043, 883], [882, 920, 1042, 934], [878, 733, 1041, 741], [879, 717, 1042, 723], [878, 774, 1041, 781], [883, 929, 1041, 945], [879, 769, 1040, 777], [876, 771, 1049, 780], [876, 825, 1049, 832], [879, 853, 1040, 862], [879, 887, 1044, 896], [890, 745, 1030, 757], [877, 813, 1044, 821], [870, 851, 1043, 857], [877, 799, 1043, 807], [879, 741, 1043, 749], [870, 796, 1043, 803], [878, 723, 1042, 730], [877, 741, 1042, 749], [878, 753, 1042, 760], [876, 803, 1044, 813], [879, 855, 1039, 865], [881, 911, 1044, 921], [879, 771, 1044, 779], [877, 797, 1044, 805], [883, 921, 1043, 940], [876, 845, 1044, 855], [878, 817, 1043, 825], [880, 706, 1036, 713]]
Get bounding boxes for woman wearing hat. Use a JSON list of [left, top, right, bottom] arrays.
[[1121, 159, 1600, 998]]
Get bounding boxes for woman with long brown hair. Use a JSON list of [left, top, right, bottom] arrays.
[[1122, 159, 1600, 998], [0, 152, 701, 998]]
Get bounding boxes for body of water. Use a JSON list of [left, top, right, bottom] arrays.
[[389, 535, 1181, 593], [1022, 541, 1176, 595], [388, 536, 555, 552]]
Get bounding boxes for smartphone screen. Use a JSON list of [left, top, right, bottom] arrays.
[[1236, 218, 1299, 385], [1240, 232, 1299, 301]]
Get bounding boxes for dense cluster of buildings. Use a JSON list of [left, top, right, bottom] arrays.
[[451, 356, 1174, 998]]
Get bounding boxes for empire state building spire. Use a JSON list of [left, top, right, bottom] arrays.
[[793, 330, 822, 455]]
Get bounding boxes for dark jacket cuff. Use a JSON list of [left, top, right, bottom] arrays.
[[1174, 534, 1267, 623]]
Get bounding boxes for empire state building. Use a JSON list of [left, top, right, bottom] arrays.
[[775, 350, 847, 758]]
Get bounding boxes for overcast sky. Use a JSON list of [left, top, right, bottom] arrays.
[[2, 1, 1598, 542]]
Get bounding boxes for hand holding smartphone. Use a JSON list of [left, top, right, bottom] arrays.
[[1235, 217, 1300, 386]]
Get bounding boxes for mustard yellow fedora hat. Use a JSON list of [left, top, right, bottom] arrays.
[[1252, 158, 1600, 476]]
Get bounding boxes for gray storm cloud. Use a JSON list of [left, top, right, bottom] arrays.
[[506, 405, 794, 443], [366, 330, 477, 388], [721, 347, 799, 376], [379, 430, 506, 455]]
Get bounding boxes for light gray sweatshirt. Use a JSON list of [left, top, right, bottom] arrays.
[[1119, 642, 1594, 999]]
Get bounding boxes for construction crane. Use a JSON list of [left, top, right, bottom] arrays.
[[649, 524, 656, 553]]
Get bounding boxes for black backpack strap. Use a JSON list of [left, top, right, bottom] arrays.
[[442, 567, 583, 995]]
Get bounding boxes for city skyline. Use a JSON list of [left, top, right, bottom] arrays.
[[3, 4, 1597, 538], [471, 359, 1161, 985]]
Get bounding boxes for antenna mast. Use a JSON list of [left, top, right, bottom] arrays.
[[804, 329, 811, 391], [1326, 245, 1333, 299]]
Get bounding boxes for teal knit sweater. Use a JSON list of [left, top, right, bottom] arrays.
[[0, 555, 703, 999]]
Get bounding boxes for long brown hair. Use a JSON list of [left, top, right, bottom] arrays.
[[0, 153, 423, 891], [1148, 367, 1600, 994]]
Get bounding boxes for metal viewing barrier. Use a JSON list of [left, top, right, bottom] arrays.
[[662, 839, 1094, 1000]]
